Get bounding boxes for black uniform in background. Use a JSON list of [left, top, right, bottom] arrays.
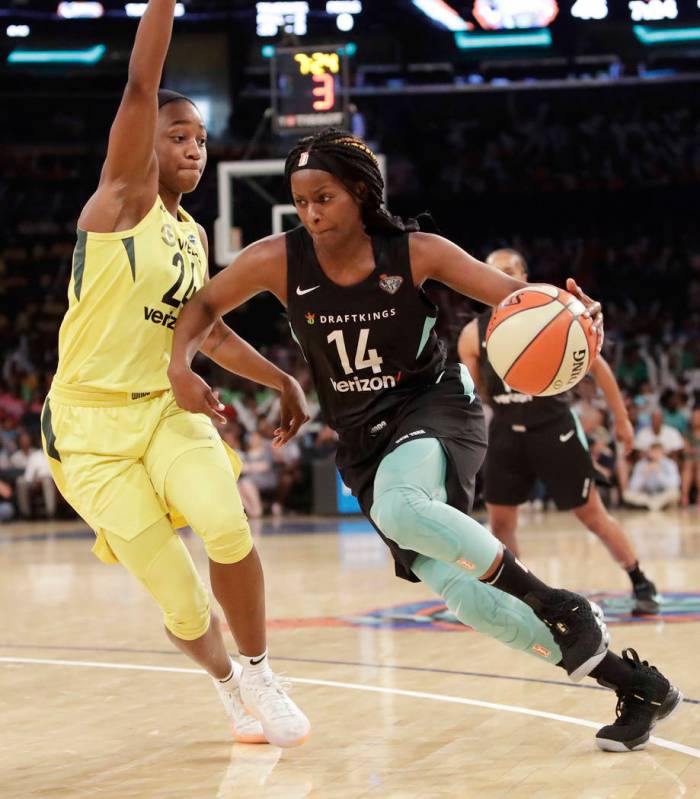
[[477, 310, 596, 510]]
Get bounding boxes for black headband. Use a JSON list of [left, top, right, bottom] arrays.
[[289, 149, 362, 185], [158, 89, 197, 110]]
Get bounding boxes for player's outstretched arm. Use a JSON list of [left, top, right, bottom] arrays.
[[79, 0, 178, 231], [410, 233, 604, 343], [409, 232, 526, 305]]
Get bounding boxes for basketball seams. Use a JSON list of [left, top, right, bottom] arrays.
[[541, 315, 577, 395], [502, 306, 571, 392], [486, 292, 562, 340]]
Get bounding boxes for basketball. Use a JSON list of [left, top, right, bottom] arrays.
[[485, 285, 598, 396]]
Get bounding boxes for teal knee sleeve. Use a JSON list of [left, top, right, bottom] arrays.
[[370, 438, 500, 578], [413, 555, 562, 665]]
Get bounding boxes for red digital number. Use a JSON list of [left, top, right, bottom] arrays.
[[312, 73, 335, 111]]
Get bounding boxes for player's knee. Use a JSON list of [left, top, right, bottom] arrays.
[[204, 520, 254, 564], [370, 483, 429, 548], [193, 502, 254, 564]]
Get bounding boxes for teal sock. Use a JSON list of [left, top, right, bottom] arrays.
[[412, 554, 562, 665]]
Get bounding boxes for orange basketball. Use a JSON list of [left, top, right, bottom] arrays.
[[485, 284, 598, 396]]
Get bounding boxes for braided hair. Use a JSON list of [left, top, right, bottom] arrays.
[[284, 128, 427, 236]]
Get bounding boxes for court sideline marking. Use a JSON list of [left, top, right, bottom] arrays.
[[1, 655, 698, 760]]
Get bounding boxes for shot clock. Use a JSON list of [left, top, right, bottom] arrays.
[[271, 44, 350, 135]]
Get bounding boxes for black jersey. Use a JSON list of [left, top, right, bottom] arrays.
[[477, 309, 570, 427], [286, 226, 445, 433]]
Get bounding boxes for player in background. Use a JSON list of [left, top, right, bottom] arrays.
[[169, 128, 681, 752], [41, 0, 309, 748], [458, 248, 659, 616]]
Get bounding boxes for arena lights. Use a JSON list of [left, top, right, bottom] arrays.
[[571, 0, 608, 20], [473, 0, 558, 30], [633, 24, 700, 43], [6, 25, 30, 37], [412, 0, 470, 32], [8, 44, 106, 64], [454, 29, 552, 48], [256, 2, 309, 37], [124, 3, 185, 17], [57, 2, 104, 19], [326, 1, 362, 31], [326, 1, 362, 12], [629, 0, 677, 22]]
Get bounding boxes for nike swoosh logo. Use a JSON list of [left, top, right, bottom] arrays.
[[250, 655, 267, 666], [559, 430, 575, 443], [296, 285, 320, 296]]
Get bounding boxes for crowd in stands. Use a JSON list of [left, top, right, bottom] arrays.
[[1, 88, 699, 521]]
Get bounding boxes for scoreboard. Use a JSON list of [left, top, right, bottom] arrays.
[[271, 45, 350, 135]]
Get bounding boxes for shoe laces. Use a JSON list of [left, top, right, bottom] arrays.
[[615, 648, 665, 710], [246, 671, 298, 719], [622, 648, 660, 677]]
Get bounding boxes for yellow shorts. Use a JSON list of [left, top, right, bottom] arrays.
[[41, 384, 252, 566]]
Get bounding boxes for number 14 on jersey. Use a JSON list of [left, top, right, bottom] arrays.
[[327, 328, 383, 375]]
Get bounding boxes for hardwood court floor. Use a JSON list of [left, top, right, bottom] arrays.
[[1, 508, 699, 799]]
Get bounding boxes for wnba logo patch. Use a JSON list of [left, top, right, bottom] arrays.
[[379, 274, 403, 294], [161, 224, 176, 247]]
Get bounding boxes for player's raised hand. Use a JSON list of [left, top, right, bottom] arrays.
[[273, 375, 310, 448], [566, 278, 604, 355], [168, 366, 226, 424]]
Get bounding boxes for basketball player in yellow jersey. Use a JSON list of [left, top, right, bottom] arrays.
[[42, 0, 310, 748]]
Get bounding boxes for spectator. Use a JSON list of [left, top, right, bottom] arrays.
[[624, 443, 681, 511], [633, 409, 685, 458], [681, 408, 700, 507], [616, 346, 656, 393], [238, 431, 277, 519], [0, 479, 14, 522], [15, 444, 57, 519], [9, 430, 33, 471]]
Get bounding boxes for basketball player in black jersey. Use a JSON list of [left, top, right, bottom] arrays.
[[169, 129, 681, 752], [458, 248, 659, 616]]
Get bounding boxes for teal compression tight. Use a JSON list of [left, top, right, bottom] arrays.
[[370, 437, 561, 664]]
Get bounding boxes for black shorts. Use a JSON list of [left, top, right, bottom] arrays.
[[335, 364, 487, 582], [484, 411, 596, 510]]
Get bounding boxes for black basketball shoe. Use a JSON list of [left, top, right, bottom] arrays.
[[596, 648, 682, 752], [526, 589, 609, 682], [632, 579, 660, 616]]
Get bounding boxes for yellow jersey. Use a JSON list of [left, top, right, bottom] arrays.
[[54, 197, 207, 392]]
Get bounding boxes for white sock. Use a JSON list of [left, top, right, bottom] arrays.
[[239, 649, 269, 673], [217, 655, 241, 684]]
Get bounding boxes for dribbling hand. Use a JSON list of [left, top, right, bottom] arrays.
[[566, 278, 604, 356], [273, 375, 310, 448], [168, 366, 227, 424]]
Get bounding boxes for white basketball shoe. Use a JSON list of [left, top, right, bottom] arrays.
[[213, 660, 267, 744], [239, 662, 310, 748]]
